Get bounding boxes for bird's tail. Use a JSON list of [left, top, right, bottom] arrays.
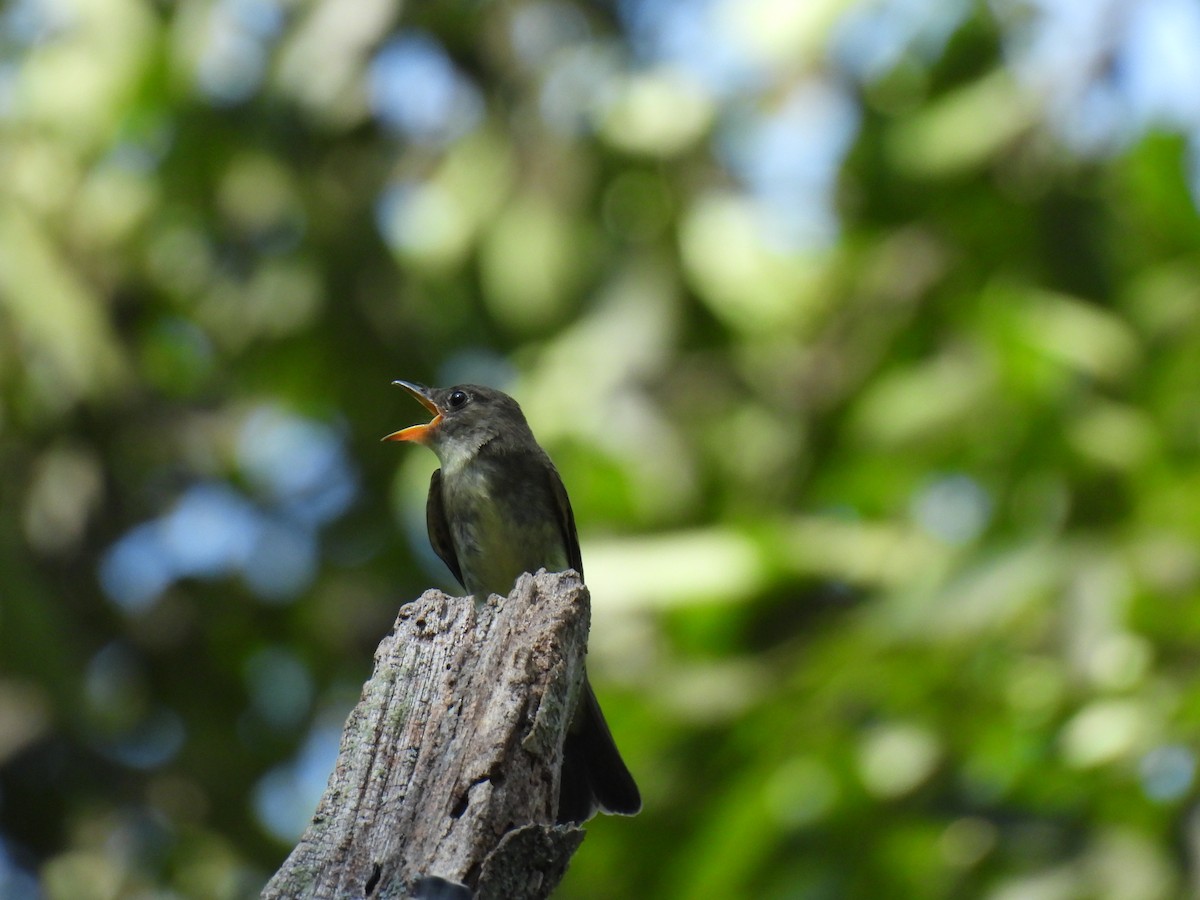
[[557, 676, 641, 824]]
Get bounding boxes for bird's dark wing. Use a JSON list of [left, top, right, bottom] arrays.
[[545, 458, 584, 580], [426, 468, 465, 589], [538, 455, 642, 822]]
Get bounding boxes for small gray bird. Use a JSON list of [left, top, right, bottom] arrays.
[[384, 381, 641, 823]]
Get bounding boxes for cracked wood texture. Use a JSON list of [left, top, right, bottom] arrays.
[[261, 570, 590, 900]]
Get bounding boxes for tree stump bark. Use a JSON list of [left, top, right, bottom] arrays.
[[261, 570, 592, 900]]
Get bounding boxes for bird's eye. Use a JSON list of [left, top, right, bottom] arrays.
[[447, 390, 469, 410]]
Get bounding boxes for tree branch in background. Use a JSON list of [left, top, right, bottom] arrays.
[[262, 570, 591, 900]]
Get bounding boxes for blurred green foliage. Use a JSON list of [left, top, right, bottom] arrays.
[[3, 1, 1200, 898]]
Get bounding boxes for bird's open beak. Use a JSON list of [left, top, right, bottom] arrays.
[[382, 381, 444, 444]]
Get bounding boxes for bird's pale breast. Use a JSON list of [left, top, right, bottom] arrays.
[[442, 454, 568, 597]]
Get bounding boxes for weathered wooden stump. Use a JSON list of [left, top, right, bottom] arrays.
[[262, 570, 592, 900]]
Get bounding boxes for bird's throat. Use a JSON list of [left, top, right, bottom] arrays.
[[435, 431, 492, 475]]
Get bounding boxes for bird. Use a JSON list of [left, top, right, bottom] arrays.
[[383, 380, 641, 824]]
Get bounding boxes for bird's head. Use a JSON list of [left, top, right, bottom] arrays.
[[383, 381, 529, 466]]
